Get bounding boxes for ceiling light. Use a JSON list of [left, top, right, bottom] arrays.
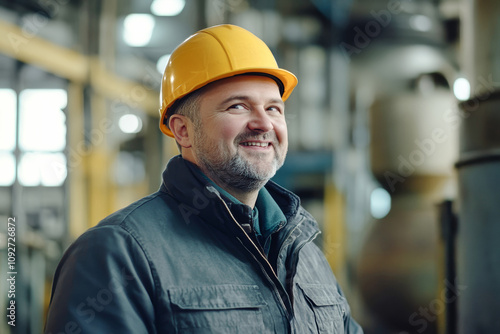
[[370, 187, 391, 219], [453, 77, 471, 101], [409, 15, 433, 32], [119, 114, 143, 134], [123, 14, 156, 47], [151, 0, 185, 16]]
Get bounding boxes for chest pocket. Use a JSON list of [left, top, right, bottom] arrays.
[[168, 285, 267, 334], [298, 283, 346, 334]]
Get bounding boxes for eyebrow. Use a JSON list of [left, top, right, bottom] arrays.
[[218, 95, 284, 107]]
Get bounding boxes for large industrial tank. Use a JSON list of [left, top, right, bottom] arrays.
[[357, 87, 458, 333]]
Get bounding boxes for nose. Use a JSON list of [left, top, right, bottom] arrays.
[[247, 108, 273, 133]]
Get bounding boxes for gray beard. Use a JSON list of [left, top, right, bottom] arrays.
[[199, 151, 278, 193]]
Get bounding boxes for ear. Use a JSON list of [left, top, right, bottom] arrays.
[[169, 114, 193, 149]]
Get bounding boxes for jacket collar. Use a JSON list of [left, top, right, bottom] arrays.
[[159, 155, 315, 236]]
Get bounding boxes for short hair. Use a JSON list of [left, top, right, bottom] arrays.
[[164, 89, 202, 152]]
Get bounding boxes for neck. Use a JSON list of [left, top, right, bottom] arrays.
[[208, 175, 263, 208], [224, 186, 260, 208]]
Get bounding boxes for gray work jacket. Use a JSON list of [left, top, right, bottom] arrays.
[[45, 156, 363, 333]]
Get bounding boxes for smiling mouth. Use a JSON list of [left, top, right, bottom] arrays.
[[241, 141, 271, 147]]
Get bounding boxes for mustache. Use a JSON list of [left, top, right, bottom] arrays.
[[235, 131, 278, 144]]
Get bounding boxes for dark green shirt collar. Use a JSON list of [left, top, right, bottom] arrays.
[[254, 187, 287, 239], [193, 167, 286, 242]]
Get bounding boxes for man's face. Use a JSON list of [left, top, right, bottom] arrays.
[[191, 75, 288, 192]]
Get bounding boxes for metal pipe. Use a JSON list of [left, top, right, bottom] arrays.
[[456, 0, 500, 332]]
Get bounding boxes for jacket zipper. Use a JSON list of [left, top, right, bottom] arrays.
[[215, 195, 293, 321]]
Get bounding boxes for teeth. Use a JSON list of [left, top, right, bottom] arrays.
[[242, 142, 269, 147]]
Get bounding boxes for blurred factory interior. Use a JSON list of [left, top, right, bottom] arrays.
[[0, 0, 499, 333]]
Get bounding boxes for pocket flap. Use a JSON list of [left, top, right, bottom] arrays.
[[297, 283, 345, 307], [169, 285, 267, 310]]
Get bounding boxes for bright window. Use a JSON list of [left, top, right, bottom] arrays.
[[0, 89, 16, 186], [18, 89, 68, 187], [18, 152, 67, 187], [0, 89, 68, 187], [0, 89, 17, 151], [19, 89, 67, 151], [0, 152, 16, 186]]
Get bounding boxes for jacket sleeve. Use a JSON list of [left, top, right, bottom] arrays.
[[346, 315, 364, 334], [44, 225, 157, 334]]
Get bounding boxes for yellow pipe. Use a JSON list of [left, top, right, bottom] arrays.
[[0, 20, 159, 115], [0, 20, 88, 82], [323, 179, 347, 284], [67, 83, 89, 238]]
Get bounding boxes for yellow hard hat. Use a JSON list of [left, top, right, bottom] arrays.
[[159, 24, 298, 137]]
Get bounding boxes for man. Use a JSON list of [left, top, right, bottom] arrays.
[[45, 24, 363, 333]]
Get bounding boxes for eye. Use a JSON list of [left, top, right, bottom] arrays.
[[267, 105, 283, 114], [227, 104, 246, 111]]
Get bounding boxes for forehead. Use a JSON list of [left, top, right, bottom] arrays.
[[199, 75, 283, 102]]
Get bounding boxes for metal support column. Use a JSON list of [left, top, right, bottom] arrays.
[[438, 200, 457, 334], [456, 1, 500, 331]]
